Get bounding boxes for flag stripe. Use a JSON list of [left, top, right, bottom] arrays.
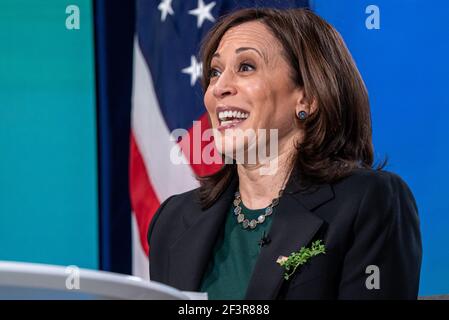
[[131, 213, 150, 280], [129, 133, 160, 256]]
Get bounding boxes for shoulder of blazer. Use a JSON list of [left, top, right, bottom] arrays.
[[147, 187, 202, 248], [333, 168, 418, 227], [334, 168, 413, 196], [326, 168, 417, 217]]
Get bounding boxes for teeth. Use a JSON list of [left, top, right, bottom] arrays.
[[218, 109, 250, 121]]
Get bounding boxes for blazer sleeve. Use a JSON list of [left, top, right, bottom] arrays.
[[146, 195, 177, 282], [337, 172, 422, 299], [147, 195, 175, 252]]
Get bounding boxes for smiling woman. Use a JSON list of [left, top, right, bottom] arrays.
[[147, 8, 422, 300], [198, 8, 376, 209], [204, 20, 302, 172]]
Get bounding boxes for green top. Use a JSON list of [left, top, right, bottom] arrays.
[[199, 200, 274, 300]]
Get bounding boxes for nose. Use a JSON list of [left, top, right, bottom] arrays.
[[212, 69, 237, 99]]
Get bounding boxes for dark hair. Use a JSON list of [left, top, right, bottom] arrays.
[[197, 7, 385, 209]]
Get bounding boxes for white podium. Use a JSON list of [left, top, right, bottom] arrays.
[[0, 261, 203, 300]]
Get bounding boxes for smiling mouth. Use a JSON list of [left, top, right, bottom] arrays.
[[216, 106, 250, 130]]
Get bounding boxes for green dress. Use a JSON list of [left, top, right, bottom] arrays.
[[199, 200, 274, 300]]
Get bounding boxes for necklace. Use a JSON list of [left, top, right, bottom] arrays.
[[233, 188, 284, 229]]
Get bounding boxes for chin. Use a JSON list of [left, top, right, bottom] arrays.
[[214, 133, 260, 165]]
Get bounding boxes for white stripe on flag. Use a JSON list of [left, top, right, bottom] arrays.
[[131, 213, 149, 280]]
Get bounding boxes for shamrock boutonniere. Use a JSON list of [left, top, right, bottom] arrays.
[[276, 240, 326, 280]]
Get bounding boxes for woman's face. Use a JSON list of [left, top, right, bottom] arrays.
[[204, 21, 303, 160]]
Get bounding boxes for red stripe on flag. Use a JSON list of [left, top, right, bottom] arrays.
[[129, 132, 160, 256]]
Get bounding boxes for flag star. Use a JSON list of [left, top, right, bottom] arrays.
[[182, 56, 203, 86], [158, 0, 174, 22], [188, 0, 216, 28]]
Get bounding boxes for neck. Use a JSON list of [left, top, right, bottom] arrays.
[[236, 141, 295, 210]]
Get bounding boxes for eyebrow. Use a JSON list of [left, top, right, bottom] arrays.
[[212, 47, 266, 62]]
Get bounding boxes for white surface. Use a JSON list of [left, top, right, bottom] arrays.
[[0, 261, 190, 300], [181, 291, 208, 300]]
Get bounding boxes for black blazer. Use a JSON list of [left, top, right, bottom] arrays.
[[147, 168, 422, 300]]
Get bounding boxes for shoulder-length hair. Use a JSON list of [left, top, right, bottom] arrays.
[[196, 7, 385, 209]]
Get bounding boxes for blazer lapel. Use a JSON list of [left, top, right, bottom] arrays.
[[167, 174, 239, 291], [245, 182, 334, 300]]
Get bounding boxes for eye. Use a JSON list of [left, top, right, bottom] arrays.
[[239, 63, 255, 72], [209, 68, 221, 78]]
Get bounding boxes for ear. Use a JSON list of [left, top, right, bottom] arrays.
[[294, 88, 317, 115]]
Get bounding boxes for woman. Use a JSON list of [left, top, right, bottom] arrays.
[[147, 8, 422, 300]]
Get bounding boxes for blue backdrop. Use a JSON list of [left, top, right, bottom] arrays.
[[312, 0, 449, 295]]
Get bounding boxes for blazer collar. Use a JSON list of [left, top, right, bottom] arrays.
[[167, 169, 334, 298]]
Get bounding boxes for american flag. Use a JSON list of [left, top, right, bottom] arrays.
[[129, 0, 308, 280]]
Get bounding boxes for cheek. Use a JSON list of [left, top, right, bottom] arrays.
[[270, 97, 297, 135], [203, 89, 215, 118], [248, 83, 278, 127], [256, 83, 294, 130], [244, 82, 271, 118], [244, 81, 267, 101]]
